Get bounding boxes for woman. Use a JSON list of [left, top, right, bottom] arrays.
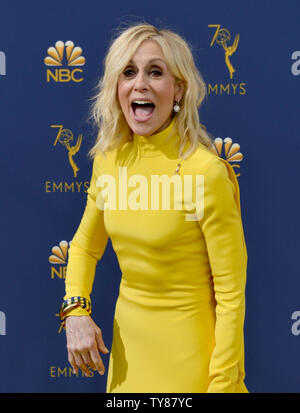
[[60, 22, 248, 393]]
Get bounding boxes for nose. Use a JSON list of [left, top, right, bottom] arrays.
[[133, 70, 149, 91]]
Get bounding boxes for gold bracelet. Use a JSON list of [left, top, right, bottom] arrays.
[[58, 296, 91, 333]]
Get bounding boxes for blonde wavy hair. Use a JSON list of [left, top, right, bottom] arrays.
[[87, 22, 214, 160]]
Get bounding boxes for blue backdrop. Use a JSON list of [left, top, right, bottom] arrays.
[[1, 0, 300, 393]]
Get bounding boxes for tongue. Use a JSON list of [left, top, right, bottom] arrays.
[[134, 105, 154, 120]]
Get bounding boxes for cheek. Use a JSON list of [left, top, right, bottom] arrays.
[[117, 82, 128, 108], [156, 83, 175, 106], [117, 84, 123, 105]]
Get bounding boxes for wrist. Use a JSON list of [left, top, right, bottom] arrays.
[[58, 296, 92, 333]]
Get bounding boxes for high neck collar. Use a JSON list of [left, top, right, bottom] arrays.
[[132, 117, 180, 158]]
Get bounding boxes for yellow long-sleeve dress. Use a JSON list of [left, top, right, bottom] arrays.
[[64, 117, 248, 393]]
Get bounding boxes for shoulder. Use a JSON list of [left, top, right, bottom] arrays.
[[93, 147, 119, 174], [204, 154, 237, 186], [184, 144, 240, 202], [94, 140, 134, 172], [182, 142, 233, 178], [197, 148, 241, 215]]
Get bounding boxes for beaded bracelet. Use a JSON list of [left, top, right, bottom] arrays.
[[58, 296, 91, 333]]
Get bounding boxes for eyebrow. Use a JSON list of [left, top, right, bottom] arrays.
[[127, 58, 166, 66]]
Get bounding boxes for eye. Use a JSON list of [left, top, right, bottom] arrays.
[[150, 69, 162, 76], [123, 68, 135, 77]]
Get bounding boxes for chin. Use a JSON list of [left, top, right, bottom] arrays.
[[128, 118, 171, 137], [131, 124, 155, 136], [128, 121, 156, 136]]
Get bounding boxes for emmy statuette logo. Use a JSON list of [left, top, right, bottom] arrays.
[[51, 125, 82, 178], [208, 24, 239, 79], [208, 24, 246, 95], [44, 125, 89, 193]]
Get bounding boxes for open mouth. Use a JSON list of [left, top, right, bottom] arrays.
[[131, 101, 155, 122]]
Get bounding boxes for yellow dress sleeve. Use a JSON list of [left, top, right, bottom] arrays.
[[198, 156, 248, 393], [63, 155, 109, 317]]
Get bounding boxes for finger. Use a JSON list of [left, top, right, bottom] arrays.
[[73, 351, 92, 377], [95, 328, 110, 354], [80, 350, 96, 373], [89, 346, 105, 375], [87, 357, 97, 371], [68, 350, 78, 375]]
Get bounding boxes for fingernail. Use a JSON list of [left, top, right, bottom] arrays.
[[99, 370, 104, 375], [105, 347, 109, 353]]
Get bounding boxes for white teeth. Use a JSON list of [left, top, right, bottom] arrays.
[[133, 100, 153, 104]]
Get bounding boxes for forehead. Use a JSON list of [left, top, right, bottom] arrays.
[[128, 39, 167, 65]]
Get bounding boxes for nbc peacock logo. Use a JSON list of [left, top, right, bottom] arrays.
[[212, 137, 244, 177], [49, 240, 71, 279], [44, 40, 85, 83]]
